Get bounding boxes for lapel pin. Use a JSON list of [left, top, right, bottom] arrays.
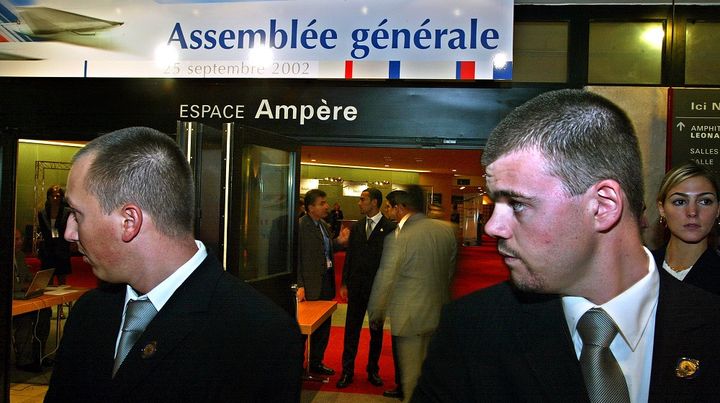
[[380, 228, 384, 232], [141, 341, 158, 359], [675, 357, 700, 379]]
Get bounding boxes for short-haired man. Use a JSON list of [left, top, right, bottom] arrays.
[[336, 188, 396, 389], [413, 89, 720, 402], [369, 185, 456, 401], [297, 188, 349, 376], [45, 127, 303, 402]]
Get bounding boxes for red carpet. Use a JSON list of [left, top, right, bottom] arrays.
[[301, 326, 395, 395], [305, 237, 509, 395]]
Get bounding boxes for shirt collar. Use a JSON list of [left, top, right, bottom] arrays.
[[125, 240, 208, 312], [367, 211, 383, 225], [562, 247, 659, 351], [397, 213, 411, 230]]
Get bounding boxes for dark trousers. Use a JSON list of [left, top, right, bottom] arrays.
[[309, 269, 335, 366], [341, 285, 383, 375], [13, 308, 51, 365]]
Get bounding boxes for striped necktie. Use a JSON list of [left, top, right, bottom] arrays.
[[577, 308, 630, 403], [113, 299, 157, 377]]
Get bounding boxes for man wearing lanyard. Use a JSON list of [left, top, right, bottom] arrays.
[[45, 127, 304, 402], [297, 188, 349, 376]]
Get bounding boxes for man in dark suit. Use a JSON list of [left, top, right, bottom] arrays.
[[297, 188, 348, 376], [45, 127, 304, 402], [336, 188, 396, 389], [413, 90, 720, 402], [369, 186, 457, 401]]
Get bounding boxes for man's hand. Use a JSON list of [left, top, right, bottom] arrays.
[[336, 227, 350, 246], [339, 285, 348, 302], [297, 287, 306, 302]]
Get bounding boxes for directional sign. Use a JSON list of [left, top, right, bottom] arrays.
[[670, 88, 720, 176]]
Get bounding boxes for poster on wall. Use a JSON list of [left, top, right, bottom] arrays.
[[0, 0, 513, 80], [670, 88, 720, 177]]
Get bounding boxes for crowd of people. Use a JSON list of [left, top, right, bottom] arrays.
[[9, 89, 720, 402]]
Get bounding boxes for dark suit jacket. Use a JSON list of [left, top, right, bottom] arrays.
[[342, 215, 396, 290], [297, 214, 337, 300], [412, 277, 720, 402], [44, 254, 304, 403], [652, 246, 720, 295]]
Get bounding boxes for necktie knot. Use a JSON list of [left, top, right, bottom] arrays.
[[123, 299, 157, 332], [577, 308, 618, 348]]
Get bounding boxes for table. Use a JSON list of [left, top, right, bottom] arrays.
[[12, 288, 89, 316], [296, 300, 337, 383], [12, 287, 90, 358]]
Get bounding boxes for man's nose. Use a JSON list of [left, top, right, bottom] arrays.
[[64, 216, 78, 242]]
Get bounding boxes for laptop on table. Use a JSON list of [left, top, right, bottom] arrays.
[[13, 269, 54, 300]]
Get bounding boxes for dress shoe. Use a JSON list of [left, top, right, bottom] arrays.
[[383, 388, 404, 400], [368, 372, 383, 386], [310, 363, 335, 376], [335, 373, 353, 388]]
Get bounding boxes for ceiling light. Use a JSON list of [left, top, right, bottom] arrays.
[[301, 161, 431, 173]]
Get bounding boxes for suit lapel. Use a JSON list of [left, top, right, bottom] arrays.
[[518, 294, 590, 401], [112, 256, 222, 391], [649, 277, 713, 401]]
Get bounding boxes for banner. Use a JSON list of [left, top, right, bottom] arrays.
[[0, 0, 513, 79]]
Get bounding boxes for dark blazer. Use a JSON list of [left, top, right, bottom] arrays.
[[44, 254, 304, 403], [652, 246, 720, 295], [297, 214, 337, 300], [412, 277, 720, 402], [342, 215, 396, 290]]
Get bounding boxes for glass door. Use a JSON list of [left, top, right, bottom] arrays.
[[176, 122, 300, 315]]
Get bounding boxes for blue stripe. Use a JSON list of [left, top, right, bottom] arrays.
[[455, 61, 461, 79], [0, 1, 18, 23], [84, 60, 88, 77], [492, 61, 513, 80], [388, 60, 400, 79]]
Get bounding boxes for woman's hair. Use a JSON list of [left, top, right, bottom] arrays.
[[656, 161, 719, 204]]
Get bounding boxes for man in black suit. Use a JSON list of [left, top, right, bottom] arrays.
[[413, 90, 720, 402], [336, 188, 396, 389], [45, 127, 303, 402], [297, 188, 348, 376]]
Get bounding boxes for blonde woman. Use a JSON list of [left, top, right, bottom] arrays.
[[653, 161, 720, 294]]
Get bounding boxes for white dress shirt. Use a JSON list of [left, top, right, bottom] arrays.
[[115, 240, 208, 356], [562, 247, 659, 403]]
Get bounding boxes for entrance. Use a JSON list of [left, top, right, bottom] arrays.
[[177, 122, 301, 314]]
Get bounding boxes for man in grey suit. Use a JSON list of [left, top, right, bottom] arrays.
[[297, 188, 349, 375], [368, 186, 456, 401]]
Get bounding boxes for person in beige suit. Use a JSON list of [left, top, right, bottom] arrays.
[[368, 186, 457, 401]]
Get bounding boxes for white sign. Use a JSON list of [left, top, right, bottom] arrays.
[[0, 0, 513, 80]]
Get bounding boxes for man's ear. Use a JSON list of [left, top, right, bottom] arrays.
[[120, 204, 143, 243], [593, 179, 623, 232]]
